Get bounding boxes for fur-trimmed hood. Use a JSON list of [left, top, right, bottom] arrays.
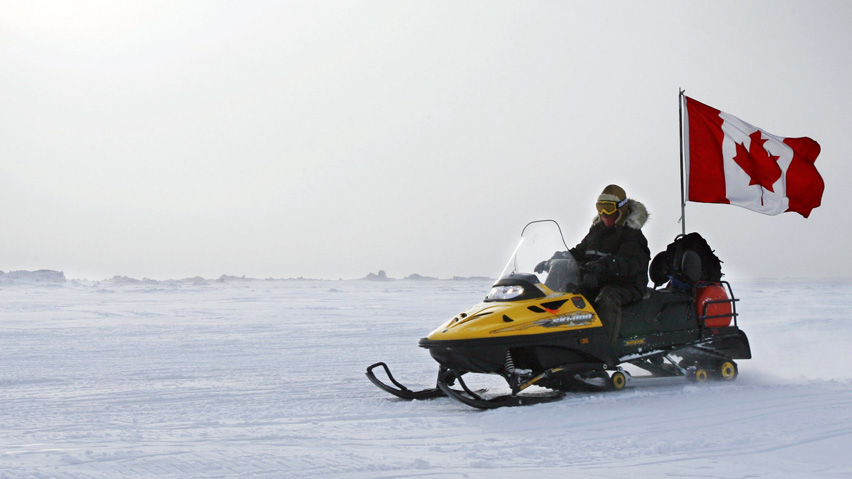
[[592, 199, 649, 230]]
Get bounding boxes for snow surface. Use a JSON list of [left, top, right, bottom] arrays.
[[2, 276, 851, 478]]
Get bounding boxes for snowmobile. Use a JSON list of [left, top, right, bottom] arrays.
[[366, 220, 751, 409]]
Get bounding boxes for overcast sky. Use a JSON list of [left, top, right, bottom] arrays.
[[2, 1, 850, 280]]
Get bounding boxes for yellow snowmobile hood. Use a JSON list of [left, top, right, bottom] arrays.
[[426, 284, 603, 341]]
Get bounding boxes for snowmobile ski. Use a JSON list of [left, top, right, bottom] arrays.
[[365, 362, 446, 400], [437, 369, 566, 410]]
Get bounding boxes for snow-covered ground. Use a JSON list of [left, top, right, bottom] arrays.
[[2, 275, 851, 478]]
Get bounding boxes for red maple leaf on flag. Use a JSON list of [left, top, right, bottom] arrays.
[[733, 131, 782, 192]]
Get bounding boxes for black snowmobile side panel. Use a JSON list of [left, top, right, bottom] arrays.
[[619, 288, 695, 337], [420, 327, 614, 374], [697, 328, 752, 359]]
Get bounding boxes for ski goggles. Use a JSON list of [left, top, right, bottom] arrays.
[[596, 198, 628, 216]]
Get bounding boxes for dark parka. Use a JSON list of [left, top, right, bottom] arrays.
[[569, 199, 651, 300]]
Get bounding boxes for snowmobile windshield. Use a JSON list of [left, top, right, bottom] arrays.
[[494, 220, 579, 294]]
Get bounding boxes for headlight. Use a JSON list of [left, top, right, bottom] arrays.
[[486, 285, 525, 301]]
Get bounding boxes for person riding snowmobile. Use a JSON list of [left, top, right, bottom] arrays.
[[536, 184, 650, 345]]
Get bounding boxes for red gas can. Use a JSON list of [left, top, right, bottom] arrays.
[[695, 283, 733, 328]]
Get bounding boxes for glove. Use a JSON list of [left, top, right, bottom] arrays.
[[583, 257, 617, 276], [551, 251, 571, 260], [534, 260, 550, 273]]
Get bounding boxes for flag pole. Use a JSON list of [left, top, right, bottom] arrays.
[[678, 88, 686, 236]]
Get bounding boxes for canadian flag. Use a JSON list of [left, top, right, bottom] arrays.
[[683, 96, 824, 218]]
